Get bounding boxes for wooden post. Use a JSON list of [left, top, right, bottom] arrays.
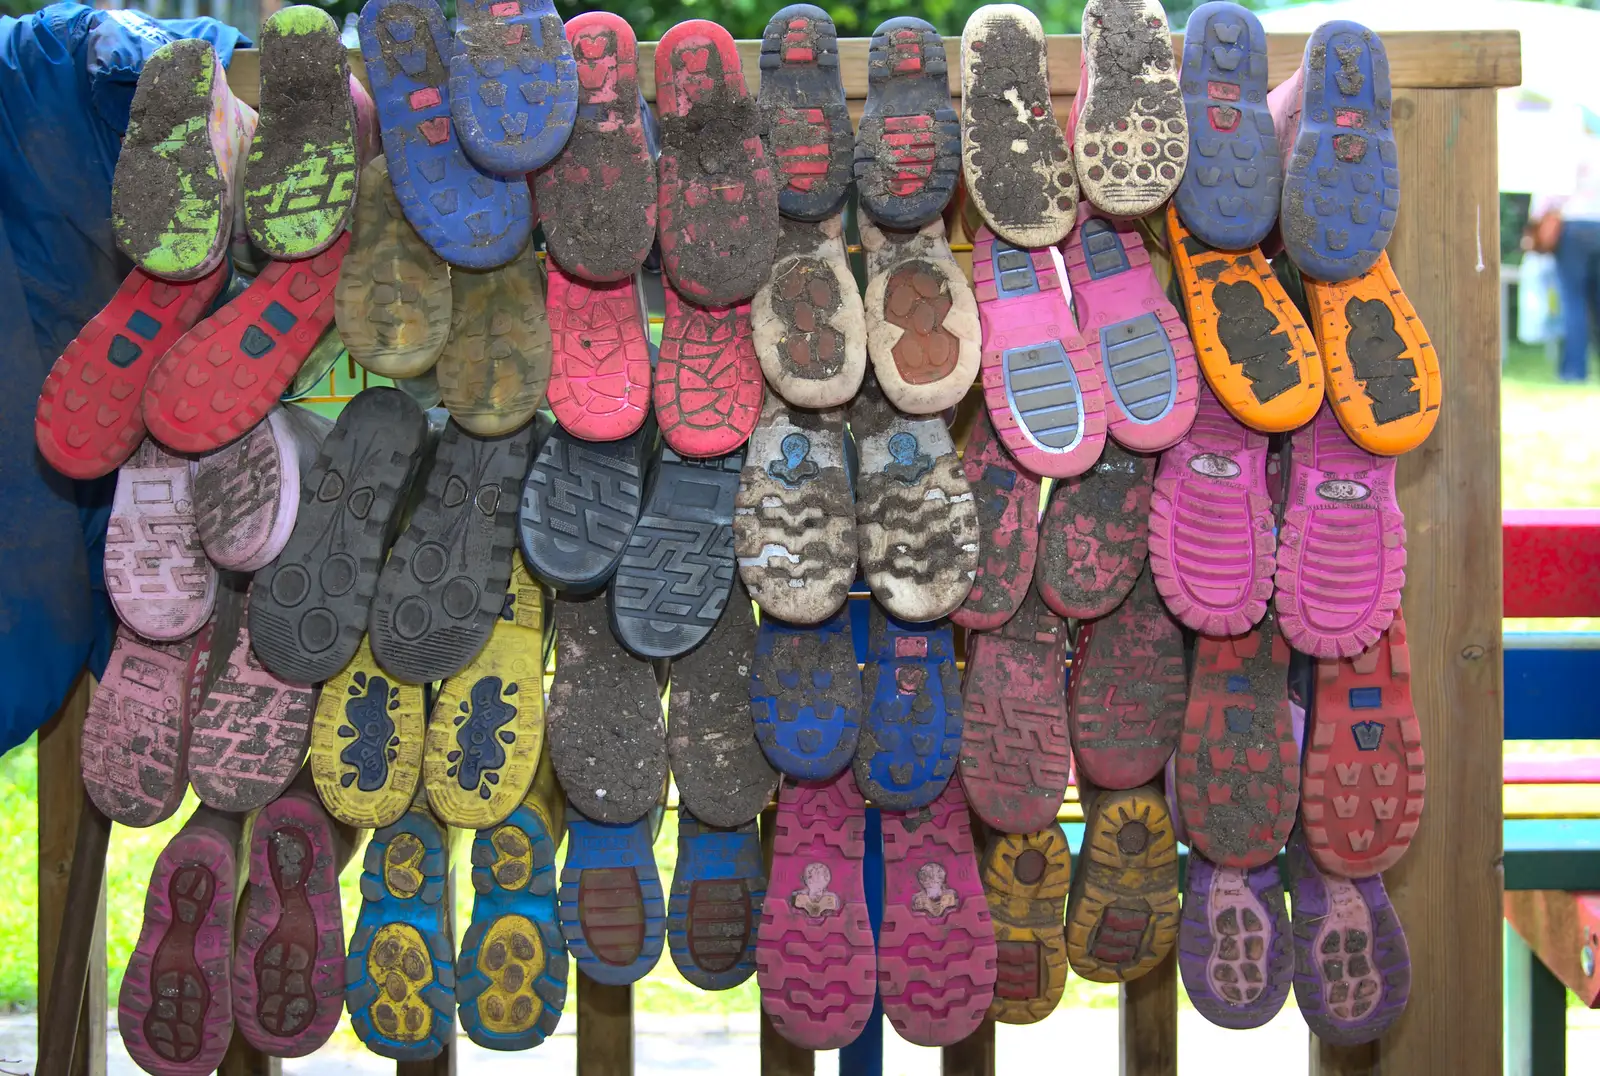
[[1380, 82, 1507, 1075], [577, 972, 632, 1076], [36, 671, 105, 1076], [1119, 949, 1177, 1076], [941, 1018, 996, 1076], [758, 807, 814, 1076], [37, 798, 109, 1076]]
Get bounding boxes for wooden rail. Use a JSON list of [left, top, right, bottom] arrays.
[[33, 27, 1520, 1076]]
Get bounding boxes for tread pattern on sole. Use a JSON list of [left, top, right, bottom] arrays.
[[544, 267, 652, 440], [1301, 609, 1424, 877], [959, 587, 1071, 834], [559, 809, 666, 985], [982, 826, 1072, 1025], [1066, 567, 1185, 790], [310, 636, 427, 829], [1273, 404, 1405, 658], [1174, 614, 1300, 869], [749, 604, 863, 781], [519, 420, 650, 592], [116, 817, 240, 1076], [756, 771, 876, 1051], [951, 406, 1042, 632], [1064, 785, 1180, 983], [667, 813, 765, 990], [855, 605, 963, 811], [456, 800, 568, 1050], [609, 449, 741, 659], [853, 17, 960, 228], [250, 387, 428, 685], [346, 809, 456, 1062], [1034, 440, 1154, 620], [878, 780, 998, 1047], [1288, 835, 1411, 1046], [369, 418, 535, 685], [1148, 386, 1277, 635], [81, 627, 198, 828], [231, 791, 347, 1056], [1177, 857, 1293, 1030]]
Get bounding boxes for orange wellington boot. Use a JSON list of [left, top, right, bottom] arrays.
[[1303, 251, 1441, 455]]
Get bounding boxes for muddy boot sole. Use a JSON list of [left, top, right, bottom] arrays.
[[1064, 784, 1180, 982], [1178, 857, 1293, 1029], [667, 812, 765, 990], [655, 284, 765, 458], [232, 788, 347, 1056], [878, 781, 997, 1046], [1279, 21, 1399, 283], [734, 397, 856, 625], [346, 806, 457, 1060], [960, 5, 1078, 247], [359, 0, 531, 269], [667, 588, 777, 827], [853, 17, 960, 228], [1173, 610, 1299, 868], [1287, 833, 1411, 1045], [558, 807, 666, 984], [544, 265, 653, 440], [1166, 203, 1323, 433], [850, 373, 977, 622], [749, 604, 862, 780], [335, 156, 453, 380], [546, 591, 668, 823], [1034, 437, 1155, 621], [456, 784, 568, 1049], [951, 407, 1041, 632], [1066, 566, 1185, 789], [117, 808, 243, 1076], [448, 0, 576, 175], [757, 5, 855, 222], [1303, 252, 1441, 455], [1173, 2, 1281, 251], [958, 586, 1070, 833], [854, 603, 962, 810], [1073, 0, 1187, 218], [250, 387, 429, 685], [245, 7, 361, 259], [983, 826, 1072, 1025], [437, 242, 551, 438], [751, 215, 867, 409], [113, 39, 249, 280], [654, 20, 779, 305]]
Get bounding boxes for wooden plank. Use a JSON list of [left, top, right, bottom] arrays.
[[577, 972, 632, 1076], [223, 30, 1521, 106], [758, 807, 813, 1076], [1377, 85, 1506, 1074], [218, 1031, 281, 1076], [1118, 949, 1176, 1076], [1309, 1036, 1377, 1076], [1503, 508, 1600, 617], [36, 671, 104, 1076], [36, 798, 109, 1076], [1505, 784, 1600, 819], [1504, 890, 1600, 1006], [940, 1017, 994, 1076], [1504, 758, 1600, 784]]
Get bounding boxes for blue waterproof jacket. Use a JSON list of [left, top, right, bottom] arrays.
[[0, 4, 246, 754]]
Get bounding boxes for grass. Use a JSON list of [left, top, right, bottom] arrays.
[[0, 342, 1595, 1016]]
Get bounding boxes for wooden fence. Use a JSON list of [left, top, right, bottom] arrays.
[[34, 28, 1519, 1076]]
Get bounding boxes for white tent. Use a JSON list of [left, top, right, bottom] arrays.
[[1256, 0, 1589, 193]]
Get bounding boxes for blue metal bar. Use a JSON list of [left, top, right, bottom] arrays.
[[839, 807, 884, 1076]]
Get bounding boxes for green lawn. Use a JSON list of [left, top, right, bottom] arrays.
[[0, 343, 1594, 1015]]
